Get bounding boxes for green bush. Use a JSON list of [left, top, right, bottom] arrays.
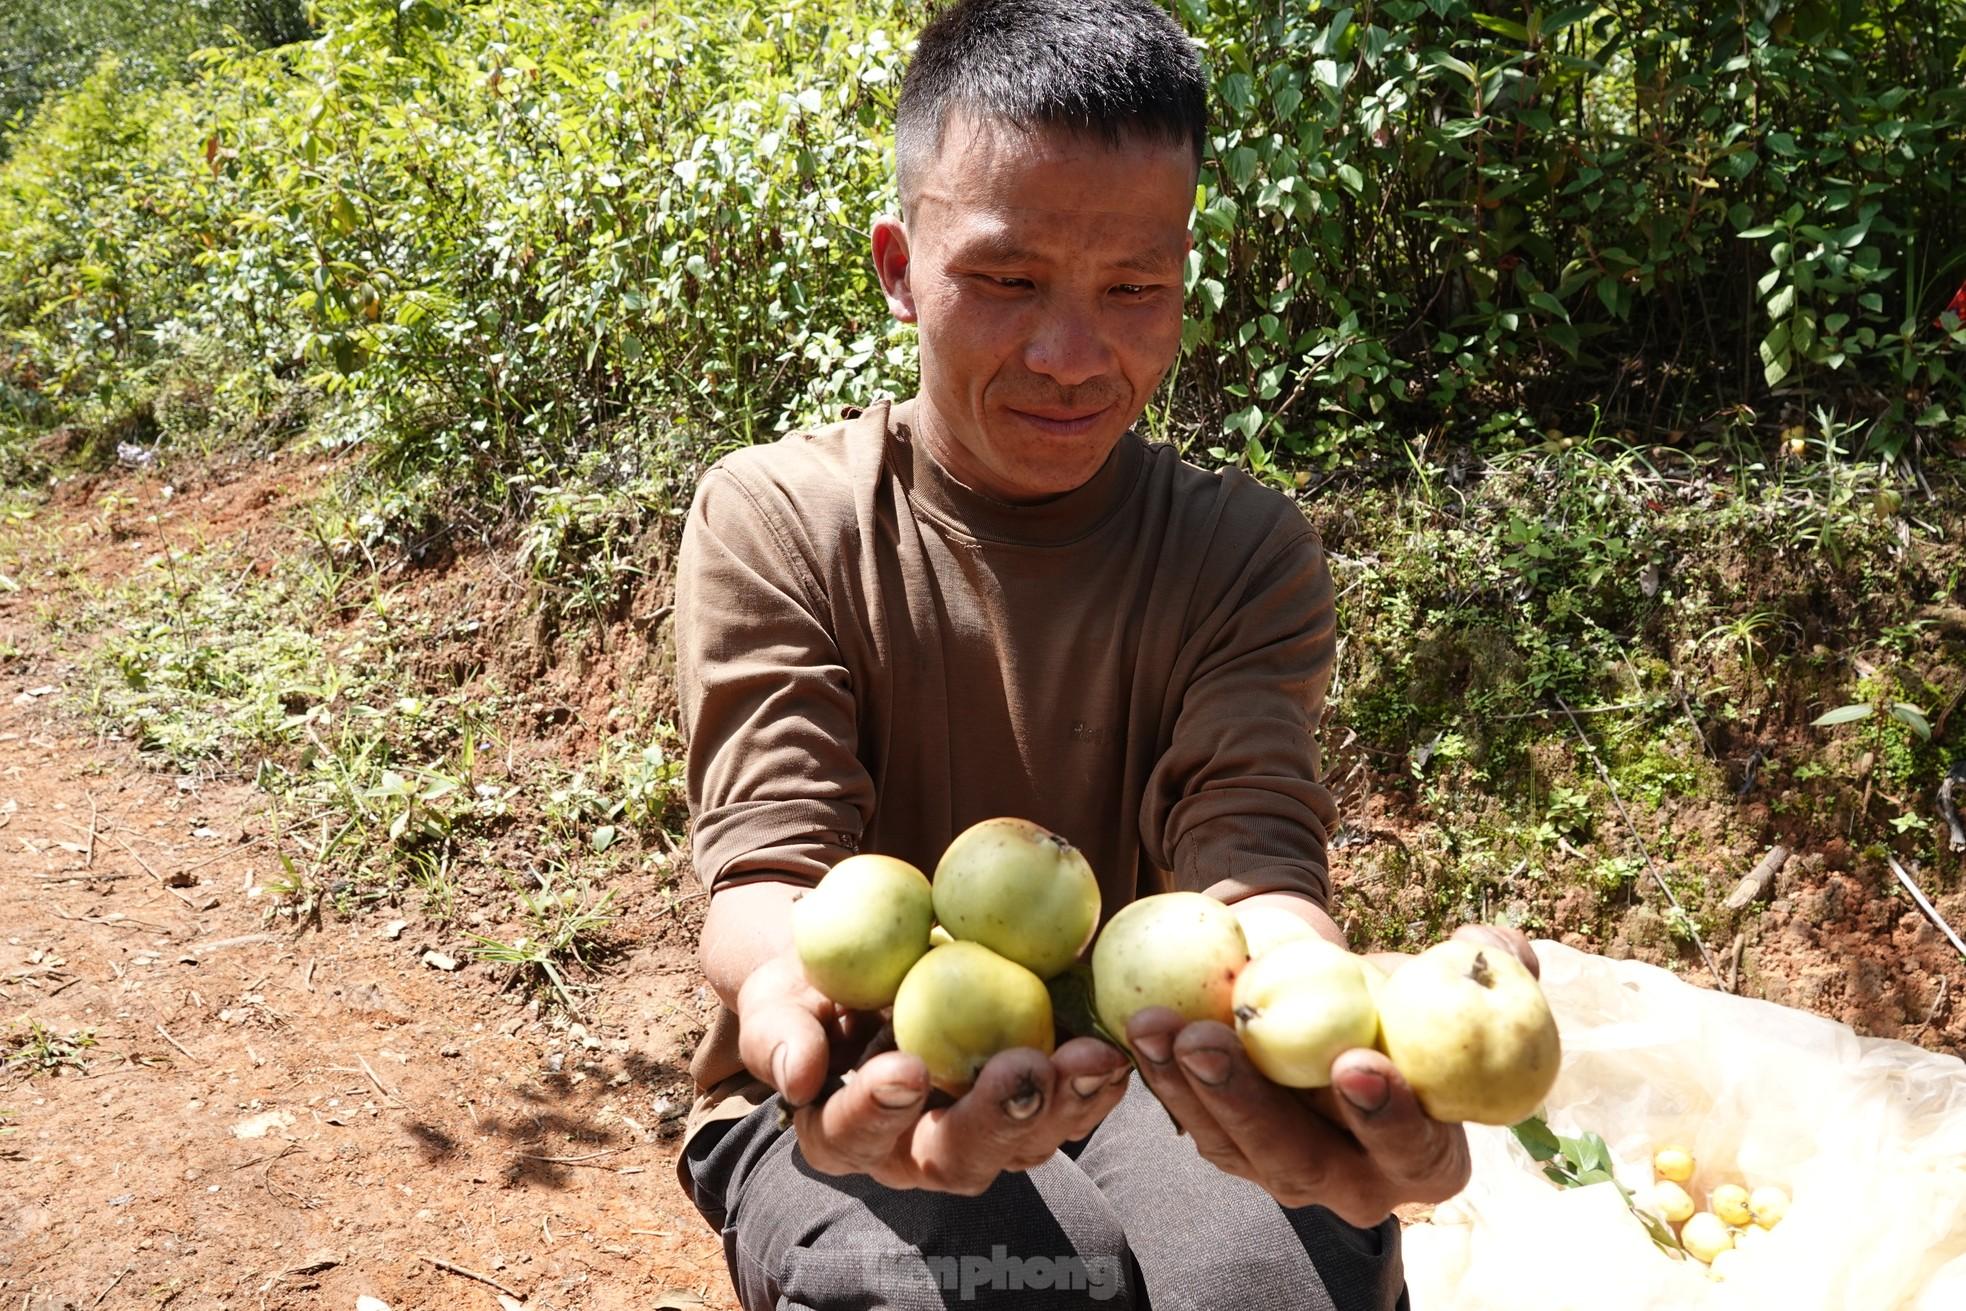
[[0, 0, 1961, 497], [1178, 0, 1966, 464]]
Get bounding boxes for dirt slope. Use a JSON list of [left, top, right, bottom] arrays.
[[0, 457, 733, 1310]]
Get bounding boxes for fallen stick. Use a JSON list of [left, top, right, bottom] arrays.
[[1723, 845, 1791, 911], [421, 1254, 525, 1300], [508, 1147, 627, 1166], [1887, 855, 1966, 961], [156, 1023, 200, 1063], [89, 1265, 130, 1308], [357, 1053, 405, 1108]]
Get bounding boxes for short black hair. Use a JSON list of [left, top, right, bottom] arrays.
[[895, 0, 1207, 214]]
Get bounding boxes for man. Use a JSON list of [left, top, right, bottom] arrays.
[[674, 1, 1531, 1306]]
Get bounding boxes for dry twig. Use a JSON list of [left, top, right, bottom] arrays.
[[357, 1053, 405, 1107], [421, 1254, 525, 1300], [155, 1023, 200, 1063], [1887, 855, 1966, 961]]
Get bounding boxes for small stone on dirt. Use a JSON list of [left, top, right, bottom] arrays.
[[440, 1043, 461, 1058], [421, 950, 459, 972], [382, 919, 407, 941], [232, 1109, 295, 1139], [355, 1297, 392, 1311]]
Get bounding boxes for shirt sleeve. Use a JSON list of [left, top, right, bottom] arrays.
[[675, 465, 875, 893], [1141, 527, 1339, 907]]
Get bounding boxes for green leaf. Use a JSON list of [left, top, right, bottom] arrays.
[[1424, 50, 1479, 84], [1738, 224, 1778, 239], [1336, 163, 1365, 196], [1529, 290, 1568, 320], [1767, 284, 1796, 318], [1511, 1116, 1562, 1162], [1888, 704, 1932, 741], [1812, 703, 1875, 728], [1471, 13, 1531, 41]]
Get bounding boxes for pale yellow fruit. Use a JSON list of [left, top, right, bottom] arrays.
[[891, 942, 1054, 1094], [1373, 940, 1561, 1125], [1235, 904, 1318, 960], [1732, 1224, 1767, 1252], [1646, 1180, 1695, 1225], [1708, 1249, 1743, 1282], [1653, 1145, 1695, 1183], [792, 854, 933, 1010], [1711, 1182, 1752, 1227], [928, 924, 955, 947], [1231, 938, 1379, 1088], [1681, 1212, 1734, 1265], [1749, 1184, 1789, 1229], [1092, 892, 1248, 1048], [933, 817, 1101, 979]]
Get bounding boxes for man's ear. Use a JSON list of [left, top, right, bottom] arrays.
[[871, 215, 917, 324]]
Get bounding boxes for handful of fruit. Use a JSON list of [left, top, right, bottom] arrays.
[[792, 817, 1100, 1092], [792, 817, 1562, 1125], [1644, 1144, 1790, 1279], [1092, 891, 1561, 1125]]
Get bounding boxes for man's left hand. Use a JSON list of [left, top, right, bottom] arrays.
[[1125, 923, 1536, 1228]]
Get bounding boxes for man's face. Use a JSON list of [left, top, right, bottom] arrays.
[[872, 112, 1195, 503]]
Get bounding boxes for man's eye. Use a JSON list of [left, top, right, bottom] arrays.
[[993, 276, 1032, 289], [1113, 284, 1151, 297]]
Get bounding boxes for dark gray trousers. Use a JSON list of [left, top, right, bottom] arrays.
[[682, 1074, 1407, 1310]]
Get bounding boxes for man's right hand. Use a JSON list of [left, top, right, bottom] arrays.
[[736, 948, 1130, 1195]]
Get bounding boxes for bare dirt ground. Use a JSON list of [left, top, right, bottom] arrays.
[[0, 455, 734, 1311]]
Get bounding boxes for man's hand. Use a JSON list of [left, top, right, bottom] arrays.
[[1126, 923, 1537, 1228], [737, 949, 1131, 1195]]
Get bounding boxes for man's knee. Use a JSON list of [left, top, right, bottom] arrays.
[[698, 1104, 1135, 1308]]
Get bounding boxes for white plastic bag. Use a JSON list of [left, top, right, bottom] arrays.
[[1404, 941, 1966, 1311]]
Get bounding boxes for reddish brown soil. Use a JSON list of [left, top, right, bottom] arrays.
[[0, 454, 733, 1311]]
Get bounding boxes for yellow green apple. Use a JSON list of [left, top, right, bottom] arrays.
[[791, 853, 933, 1010], [1373, 939, 1561, 1125], [932, 817, 1100, 979], [1091, 892, 1248, 1047], [891, 941, 1055, 1093], [1231, 937, 1380, 1088]]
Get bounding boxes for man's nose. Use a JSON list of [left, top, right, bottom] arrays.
[[1023, 302, 1115, 388]]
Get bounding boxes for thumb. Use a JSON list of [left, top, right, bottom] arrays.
[[1327, 1048, 1470, 1203], [736, 955, 836, 1107]]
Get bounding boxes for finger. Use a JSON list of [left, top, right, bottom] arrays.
[[1124, 1009, 1245, 1173], [1163, 1020, 1379, 1217], [910, 1046, 1060, 1193], [1327, 1047, 1470, 1208], [794, 1048, 930, 1175], [736, 957, 835, 1106], [1452, 923, 1540, 978], [1047, 1036, 1132, 1141]]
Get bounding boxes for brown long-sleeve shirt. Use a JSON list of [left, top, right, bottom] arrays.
[[675, 396, 1338, 1140]]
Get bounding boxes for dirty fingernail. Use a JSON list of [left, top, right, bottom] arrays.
[[1132, 1032, 1172, 1065], [1177, 1048, 1231, 1087], [871, 1081, 923, 1110], [1071, 1073, 1107, 1098], [1338, 1068, 1390, 1116], [1005, 1077, 1045, 1121], [770, 1043, 792, 1098]]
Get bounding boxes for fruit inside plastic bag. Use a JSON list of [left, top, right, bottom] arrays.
[[1403, 941, 1966, 1310]]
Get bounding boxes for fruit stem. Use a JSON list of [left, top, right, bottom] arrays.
[[1232, 1004, 1259, 1023], [1467, 950, 1493, 988]]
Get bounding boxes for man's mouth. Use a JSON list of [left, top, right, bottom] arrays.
[[1005, 404, 1113, 437]]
